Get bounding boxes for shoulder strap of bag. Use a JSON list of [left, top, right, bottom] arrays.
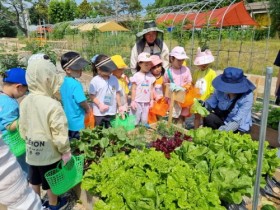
[[227, 94, 243, 115], [167, 68, 174, 83]]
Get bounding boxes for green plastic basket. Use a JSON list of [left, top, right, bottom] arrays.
[[2, 129, 26, 157], [45, 155, 84, 195], [111, 114, 136, 131]]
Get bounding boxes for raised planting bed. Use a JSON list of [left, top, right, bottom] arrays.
[[250, 123, 279, 148], [75, 125, 280, 210]]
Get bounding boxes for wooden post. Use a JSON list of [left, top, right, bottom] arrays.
[[164, 83, 186, 127], [168, 92, 175, 125]]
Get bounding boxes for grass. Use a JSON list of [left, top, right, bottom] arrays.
[[58, 31, 280, 76], [4, 29, 280, 76]]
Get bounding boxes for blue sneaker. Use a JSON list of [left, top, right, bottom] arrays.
[[47, 197, 68, 210]]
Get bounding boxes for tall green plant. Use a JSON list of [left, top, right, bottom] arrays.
[[0, 54, 23, 71], [23, 40, 57, 65]]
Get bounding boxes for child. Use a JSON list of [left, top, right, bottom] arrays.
[[19, 59, 71, 210], [89, 54, 123, 128], [130, 52, 155, 125], [192, 47, 216, 128], [0, 67, 29, 176], [150, 55, 165, 101], [111, 54, 130, 113], [60, 51, 91, 140], [164, 46, 192, 127], [0, 137, 43, 210], [149, 55, 169, 121]]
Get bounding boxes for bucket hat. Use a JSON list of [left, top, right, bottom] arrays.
[[212, 67, 256, 94], [136, 20, 164, 37], [138, 52, 152, 62], [193, 47, 215, 65], [150, 55, 162, 67], [62, 55, 89, 71], [111, 55, 128, 69], [170, 46, 189, 60], [2, 67, 27, 85]]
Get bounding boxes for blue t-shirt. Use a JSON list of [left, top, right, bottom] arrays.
[[60, 77, 87, 131], [0, 93, 19, 134]]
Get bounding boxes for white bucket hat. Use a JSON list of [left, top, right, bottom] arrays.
[[193, 47, 215, 65], [170, 46, 189, 60], [137, 52, 152, 62]]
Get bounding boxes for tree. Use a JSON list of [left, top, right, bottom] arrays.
[[0, 0, 31, 37], [269, 0, 280, 37], [29, 0, 49, 25], [48, 0, 77, 24], [77, 0, 92, 19], [124, 0, 142, 15], [0, 19, 17, 37], [90, 0, 142, 17]]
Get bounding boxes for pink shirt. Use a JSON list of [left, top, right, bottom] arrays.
[[164, 66, 192, 86], [130, 72, 156, 103]]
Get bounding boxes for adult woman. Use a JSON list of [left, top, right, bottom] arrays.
[[130, 20, 169, 74], [274, 50, 280, 105], [202, 67, 256, 134]]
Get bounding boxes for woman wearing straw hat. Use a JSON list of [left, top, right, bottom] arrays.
[[202, 67, 256, 134], [130, 20, 169, 74]]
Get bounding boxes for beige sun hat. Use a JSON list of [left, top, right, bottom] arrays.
[[193, 47, 215, 65]]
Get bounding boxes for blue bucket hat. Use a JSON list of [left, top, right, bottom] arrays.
[[212, 67, 256, 94], [2, 67, 27, 86]]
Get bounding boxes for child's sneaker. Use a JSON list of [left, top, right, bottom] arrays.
[[47, 197, 68, 210]]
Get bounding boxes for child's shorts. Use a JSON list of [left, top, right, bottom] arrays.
[[28, 161, 60, 190]]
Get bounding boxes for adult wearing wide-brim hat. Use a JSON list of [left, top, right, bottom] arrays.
[[202, 67, 256, 134], [274, 50, 280, 105], [130, 20, 169, 74]]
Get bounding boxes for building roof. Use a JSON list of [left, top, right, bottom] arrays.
[[157, 2, 258, 28], [71, 21, 129, 32]]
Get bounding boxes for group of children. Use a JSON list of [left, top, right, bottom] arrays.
[[0, 45, 216, 209]]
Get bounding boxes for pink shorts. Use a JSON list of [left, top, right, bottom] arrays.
[[130, 102, 150, 125]]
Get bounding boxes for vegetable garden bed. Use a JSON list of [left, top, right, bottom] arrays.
[[71, 121, 280, 210], [250, 124, 279, 148]]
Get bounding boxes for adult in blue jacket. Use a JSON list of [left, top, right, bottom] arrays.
[[203, 67, 256, 134]]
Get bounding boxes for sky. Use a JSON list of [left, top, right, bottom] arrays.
[[75, 0, 155, 8]]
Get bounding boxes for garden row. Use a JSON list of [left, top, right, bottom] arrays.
[[71, 121, 280, 210]]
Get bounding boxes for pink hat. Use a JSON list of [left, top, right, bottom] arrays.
[[150, 55, 162, 67], [170, 46, 189, 60], [193, 47, 215, 65], [137, 52, 152, 62]]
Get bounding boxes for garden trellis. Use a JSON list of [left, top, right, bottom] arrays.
[[148, 0, 271, 75], [51, 0, 274, 75]]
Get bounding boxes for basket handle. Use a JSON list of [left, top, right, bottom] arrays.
[[116, 113, 129, 121], [6, 120, 19, 133], [57, 155, 76, 170]]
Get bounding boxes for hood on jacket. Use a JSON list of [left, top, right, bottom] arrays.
[[26, 59, 63, 97]]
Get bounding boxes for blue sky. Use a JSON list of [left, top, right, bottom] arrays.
[[75, 0, 155, 7]]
